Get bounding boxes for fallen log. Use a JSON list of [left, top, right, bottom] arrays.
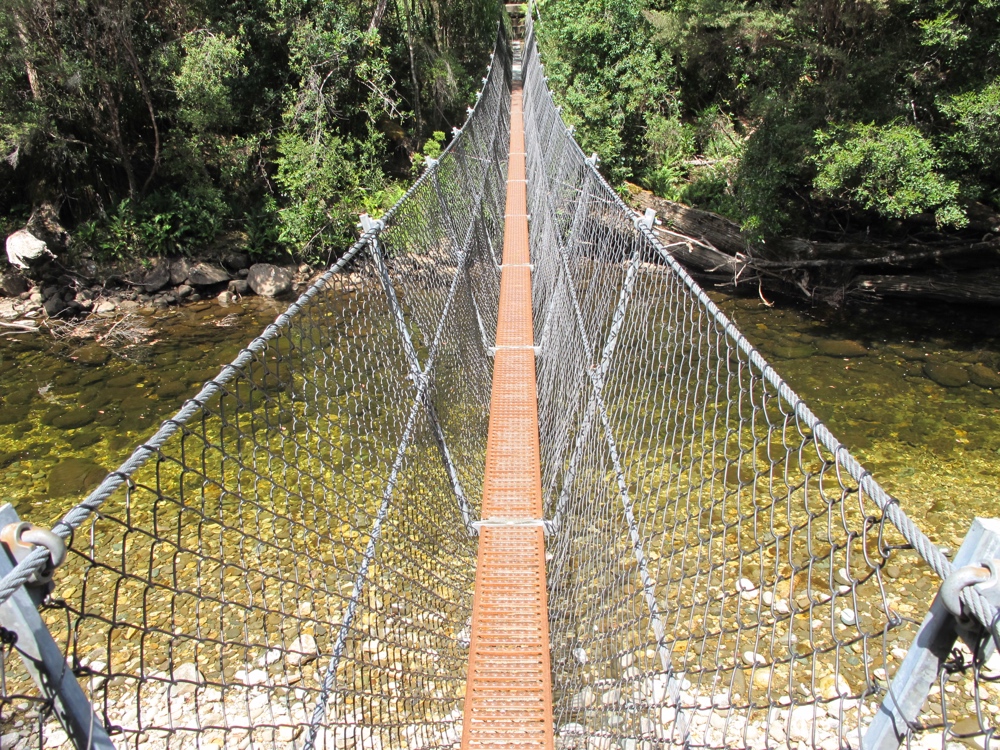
[[626, 183, 1000, 306]]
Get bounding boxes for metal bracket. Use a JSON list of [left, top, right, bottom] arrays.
[[636, 208, 657, 231], [587, 152, 600, 167], [0, 504, 114, 749], [864, 518, 1000, 750], [359, 214, 385, 235], [0, 521, 66, 585]]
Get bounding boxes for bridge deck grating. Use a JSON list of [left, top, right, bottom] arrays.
[[460, 81, 554, 750]]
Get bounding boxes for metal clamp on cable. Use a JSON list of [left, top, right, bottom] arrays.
[[0, 522, 66, 585], [941, 559, 1000, 621], [359, 214, 385, 235]]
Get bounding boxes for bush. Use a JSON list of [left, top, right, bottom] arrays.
[[812, 122, 967, 228]]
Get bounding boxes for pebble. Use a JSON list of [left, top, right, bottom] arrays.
[[885, 565, 901, 579], [737, 577, 757, 592], [742, 650, 767, 666], [570, 686, 596, 710], [840, 608, 857, 626], [572, 647, 588, 665]]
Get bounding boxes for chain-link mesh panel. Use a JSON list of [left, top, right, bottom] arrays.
[[522, 15, 1000, 750], [0, 27, 510, 750]]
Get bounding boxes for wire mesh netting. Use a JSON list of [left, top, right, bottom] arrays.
[[522, 15, 1000, 750], [0, 27, 510, 750], [3, 11, 1000, 750]]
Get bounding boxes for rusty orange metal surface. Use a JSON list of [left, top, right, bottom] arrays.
[[460, 83, 554, 749]]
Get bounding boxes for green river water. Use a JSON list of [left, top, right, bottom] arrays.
[[0, 292, 997, 554]]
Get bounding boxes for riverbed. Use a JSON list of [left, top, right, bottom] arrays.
[[0, 292, 997, 550]]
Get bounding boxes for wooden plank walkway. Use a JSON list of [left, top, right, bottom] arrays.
[[459, 80, 555, 750]]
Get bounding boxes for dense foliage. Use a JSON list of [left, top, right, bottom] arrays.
[[0, 0, 500, 263], [535, 0, 1000, 241]]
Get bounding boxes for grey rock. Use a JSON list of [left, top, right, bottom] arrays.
[[176, 284, 194, 299], [0, 271, 29, 297], [221, 251, 251, 271], [170, 663, 204, 697], [41, 285, 60, 300], [142, 259, 171, 292], [94, 300, 116, 314], [216, 290, 236, 306], [42, 296, 66, 317], [237, 268, 249, 279], [187, 262, 230, 286], [228, 279, 250, 296], [247, 263, 293, 298], [169, 258, 192, 285], [118, 299, 140, 312], [6, 229, 53, 269]]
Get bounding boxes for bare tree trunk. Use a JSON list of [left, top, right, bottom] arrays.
[[368, 0, 390, 32], [12, 10, 41, 99], [401, 0, 423, 137]]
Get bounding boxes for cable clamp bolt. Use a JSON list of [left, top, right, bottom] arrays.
[[0, 522, 67, 585], [941, 559, 1000, 621]]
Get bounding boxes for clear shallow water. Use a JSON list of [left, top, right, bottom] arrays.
[[0, 293, 997, 553], [710, 293, 1000, 553], [0, 298, 289, 524]]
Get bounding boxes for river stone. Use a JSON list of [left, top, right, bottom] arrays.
[[48, 458, 107, 498], [68, 432, 101, 450], [51, 407, 97, 429], [923, 362, 969, 388], [247, 264, 293, 298], [228, 279, 249, 295], [0, 270, 29, 297], [815, 339, 867, 357], [169, 258, 192, 285], [221, 251, 251, 271], [769, 341, 814, 359], [969, 363, 1000, 389], [74, 344, 109, 366], [142, 259, 171, 292], [187, 262, 230, 286], [156, 380, 189, 400], [287, 634, 319, 666], [6, 228, 52, 269], [0, 405, 29, 425]]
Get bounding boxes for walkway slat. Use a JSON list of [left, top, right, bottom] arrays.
[[460, 79, 555, 750]]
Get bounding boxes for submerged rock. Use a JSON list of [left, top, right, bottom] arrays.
[[74, 344, 110, 366], [923, 362, 969, 388], [969, 363, 1000, 389], [48, 458, 108, 498], [815, 339, 867, 358]]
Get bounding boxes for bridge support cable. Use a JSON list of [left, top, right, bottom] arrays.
[[460, 74, 555, 749], [523, 104, 687, 732]]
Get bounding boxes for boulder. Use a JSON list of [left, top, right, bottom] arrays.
[[923, 362, 969, 388], [169, 258, 192, 285], [815, 339, 868, 358], [43, 295, 67, 317], [142, 259, 171, 293], [6, 229, 53, 269], [228, 279, 250, 296], [187, 262, 230, 286], [969, 363, 1000, 389], [48, 458, 107, 498], [247, 264, 293, 298], [0, 270, 29, 297], [221, 251, 251, 272]]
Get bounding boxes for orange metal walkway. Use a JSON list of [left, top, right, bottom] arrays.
[[460, 82, 555, 749]]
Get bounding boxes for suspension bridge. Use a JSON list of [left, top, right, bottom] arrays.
[[2, 11, 1000, 750]]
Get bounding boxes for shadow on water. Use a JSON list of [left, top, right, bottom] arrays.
[[712, 292, 1000, 551]]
